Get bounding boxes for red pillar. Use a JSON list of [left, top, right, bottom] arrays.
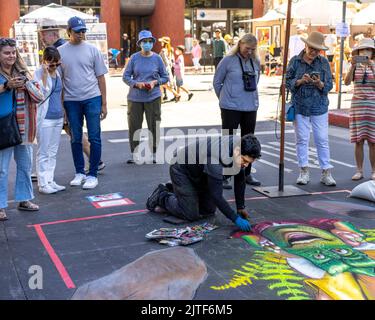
[[100, 0, 121, 50], [150, 0, 185, 53], [253, 0, 265, 18], [0, 0, 20, 37]]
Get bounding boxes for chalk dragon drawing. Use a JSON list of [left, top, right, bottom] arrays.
[[211, 219, 375, 300]]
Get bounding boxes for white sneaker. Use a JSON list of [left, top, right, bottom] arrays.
[[39, 185, 57, 194], [82, 176, 98, 189], [321, 170, 336, 186], [70, 173, 86, 186], [49, 181, 66, 192], [296, 167, 310, 185]]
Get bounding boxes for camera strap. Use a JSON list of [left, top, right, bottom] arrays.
[[237, 54, 255, 74]]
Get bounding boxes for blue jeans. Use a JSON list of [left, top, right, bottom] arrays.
[[64, 96, 102, 177], [0, 145, 34, 209]]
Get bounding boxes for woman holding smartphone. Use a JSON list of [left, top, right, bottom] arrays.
[[345, 38, 375, 180], [286, 32, 335, 186], [0, 38, 40, 220], [34, 46, 66, 194]]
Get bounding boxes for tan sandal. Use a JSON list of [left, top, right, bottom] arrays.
[[0, 209, 8, 221], [18, 201, 39, 211], [352, 171, 363, 181]]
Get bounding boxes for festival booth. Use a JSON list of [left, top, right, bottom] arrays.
[[12, 3, 108, 71]]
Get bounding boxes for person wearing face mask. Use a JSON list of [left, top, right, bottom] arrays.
[[213, 33, 262, 189], [286, 32, 335, 186], [146, 134, 261, 231], [344, 38, 375, 180], [123, 30, 169, 164]]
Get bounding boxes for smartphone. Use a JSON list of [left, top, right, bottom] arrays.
[[310, 71, 320, 78], [355, 55, 369, 64]]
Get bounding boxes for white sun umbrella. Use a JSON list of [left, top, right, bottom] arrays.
[[275, 0, 356, 25], [19, 3, 98, 25], [249, 9, 286, 21], [352, 3, 375, 25]]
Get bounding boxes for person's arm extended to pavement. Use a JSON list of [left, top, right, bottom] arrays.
[[97, 75, 107, 120], [207, 175, 238, 222], [234, 169, 246, 210]]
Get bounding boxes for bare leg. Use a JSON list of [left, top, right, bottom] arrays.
[[368, 141, 375, 174], [355, 140, 364, 172]]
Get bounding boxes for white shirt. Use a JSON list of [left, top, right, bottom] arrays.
[[289, 35, 305, 60]]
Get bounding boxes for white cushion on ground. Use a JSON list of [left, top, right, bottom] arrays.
[[350, 181, 375, 202]]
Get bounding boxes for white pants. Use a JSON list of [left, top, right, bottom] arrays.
[[36, 118, 64, 187], [192, 57, 201, 70], [294, 113, 333, 170]]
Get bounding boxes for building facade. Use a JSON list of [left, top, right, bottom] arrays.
[[0, 0, 264, 56]]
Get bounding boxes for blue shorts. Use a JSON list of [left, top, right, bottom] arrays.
[[176, 78, 183, 87]]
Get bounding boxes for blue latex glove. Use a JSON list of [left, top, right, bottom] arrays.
[[235, 216, 251, 232]]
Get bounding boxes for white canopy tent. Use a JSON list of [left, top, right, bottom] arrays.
[[275, 0, 356, 25], [352, 3, 375, 25], [249, 9, 286, 22], [19, 3, 98, 26]]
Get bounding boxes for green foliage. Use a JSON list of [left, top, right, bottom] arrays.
[[211, 250, 312, 300], [360, 229, 375, 242]]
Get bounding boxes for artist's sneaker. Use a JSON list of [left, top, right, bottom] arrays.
[[49, 181, 66, 192], [82, 176, 98, 190], [320, 170, 336, 186], [146, 184, 168, 211], [39, 185, 57, 194], [296, 167, 309, 185], [98, 160, 106, 171], [70, 173, 86, 186]]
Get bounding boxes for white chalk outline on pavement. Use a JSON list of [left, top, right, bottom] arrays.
[[108, 129, 295, 143]]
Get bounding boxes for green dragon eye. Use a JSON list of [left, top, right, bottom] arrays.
[[332, 248, 350, 255], [314, 253, 326, 260]]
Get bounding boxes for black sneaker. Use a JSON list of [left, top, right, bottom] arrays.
[[146, 184, 168, 211], [31, 173, 38, 182], [245, 174, 261, 186], [223, 177, 232, 190], [188, 93, 194, 101], [98, 161, 106, 171]]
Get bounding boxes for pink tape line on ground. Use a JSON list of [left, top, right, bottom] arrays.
[[33, 224, 76, 289]]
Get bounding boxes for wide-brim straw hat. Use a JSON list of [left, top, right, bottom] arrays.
[[301, 31, 328, 51], [352, 38, 375, 54], [158, 36, 171, 44]]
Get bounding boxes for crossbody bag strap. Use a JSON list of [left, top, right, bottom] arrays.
[[237, 55, 255, 73], [38, 75, 58, 106]]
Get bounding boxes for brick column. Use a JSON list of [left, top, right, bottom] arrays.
[[100, 0, 121, 50], [0, 0, 20, 37], [253, 0, 265, 18], [150, 0, 185, 53]]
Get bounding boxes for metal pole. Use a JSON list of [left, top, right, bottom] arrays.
[[279, 0, 293, 192], [337, 1, 347, 110]]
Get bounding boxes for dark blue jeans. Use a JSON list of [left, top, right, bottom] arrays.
[[64, 96, 102, 177]]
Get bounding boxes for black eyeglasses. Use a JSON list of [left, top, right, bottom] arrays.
[[0, 38, 16, 46], [73, 30, 87, 34]]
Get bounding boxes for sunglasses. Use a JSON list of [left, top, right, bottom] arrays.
[[73, 30, 87, 34], [142, 39, 154, 43], [307, 46, 320, 53], [48, 62, 61, 67], [0, 38, 16, 46]]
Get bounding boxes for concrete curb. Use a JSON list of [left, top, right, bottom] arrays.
[[328, 109, 350, 128]]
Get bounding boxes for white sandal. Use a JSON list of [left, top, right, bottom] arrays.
[[352, 171, 363, 181]]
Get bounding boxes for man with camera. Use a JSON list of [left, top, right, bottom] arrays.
[[286, 31, 335, 186], [213, 33, 262, 189]]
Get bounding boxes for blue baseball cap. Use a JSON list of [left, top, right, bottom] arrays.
[[137, 30, 156, 46], [67, 16, 87, 32]]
